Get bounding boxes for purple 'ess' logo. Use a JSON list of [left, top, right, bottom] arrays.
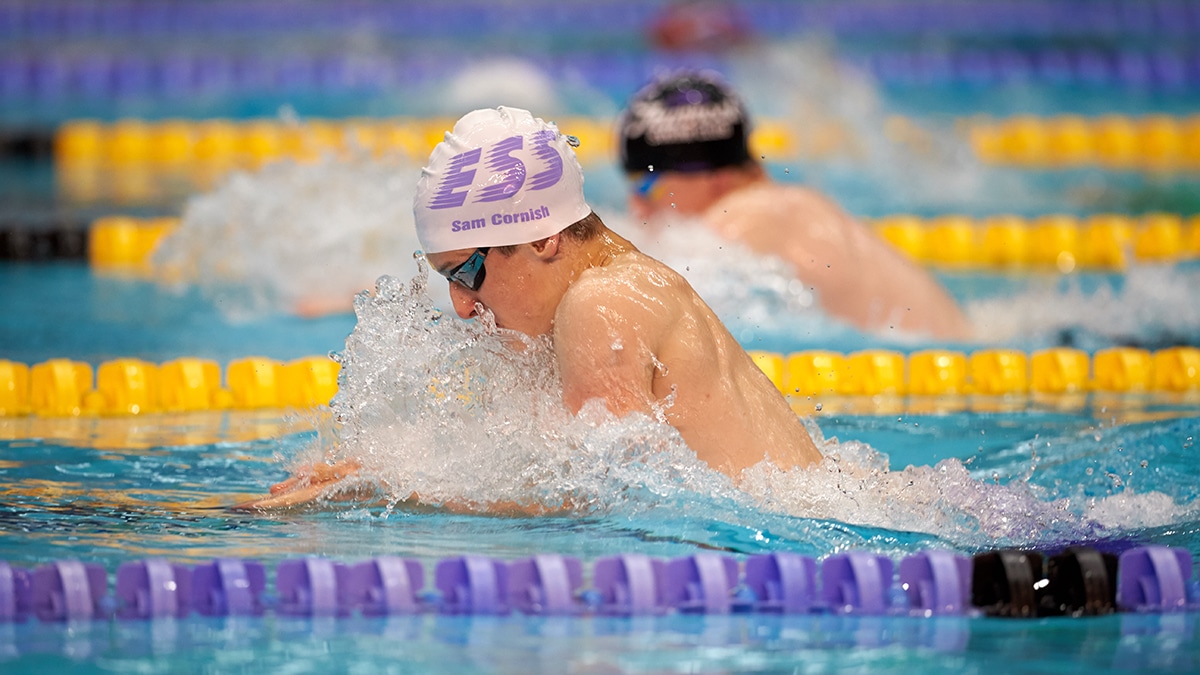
[[428, 132, 564, 210]]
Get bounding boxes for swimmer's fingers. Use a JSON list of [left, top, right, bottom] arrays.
[[230, 483, 329, 511], [269, 473, 306, 494], [309, 458, 362, 484], [268, 458, 361, 495], [231, 480, 374, 512]]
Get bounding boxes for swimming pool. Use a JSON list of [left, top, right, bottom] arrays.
[[4, 1, 1200, 672]]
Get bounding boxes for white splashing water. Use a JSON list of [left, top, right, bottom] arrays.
[[294, 264, 1190, 548], [966, 264, 1200, 345], [615, 213, 827, 328], [301, 265, 738, 516], [723, 40, 1065, 215], [151, 144, 451, 319]]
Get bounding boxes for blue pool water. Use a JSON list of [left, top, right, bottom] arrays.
[[2, 259, 1200, 672], [4, 1, 1200, 672]]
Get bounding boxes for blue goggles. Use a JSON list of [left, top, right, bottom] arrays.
[[632, 171, 661, 199], [438, 247, 490, 292]]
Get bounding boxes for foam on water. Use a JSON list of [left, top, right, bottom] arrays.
[[966, 264, 1200, 347], [288, 263, 1193, 550], [151, 143, 452, 319], [298, 264, 738, 516], [723, 41, 1066, 216], [148, 48, 1073, 342], [614, 213, 844, 338]]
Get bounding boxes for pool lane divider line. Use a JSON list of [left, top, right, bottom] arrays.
[[0, 356, 339, 416], [0, 1, 1189, 45], [749, 346, 1200, 400], [4, 211, 1198, 268], [2, 347, 1198, 418], [965, 114, 1200, 170], [40, 114, 1200, 213], [44, 115, 1200, 176], [49, 116, 797, 172], [1, 546, 1195, 622], [0, 223, 91, 261], [872, 212, 1200, 270]]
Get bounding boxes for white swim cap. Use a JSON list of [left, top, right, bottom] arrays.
[[413, 106, 592, 254]]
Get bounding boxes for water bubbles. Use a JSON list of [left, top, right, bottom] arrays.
[[964, 264, 1200, 345], [305, 268, 725, 515], [619, 213, 825, 340], [152, 149, 431, 318]]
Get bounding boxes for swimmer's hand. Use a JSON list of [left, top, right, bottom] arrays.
[[230, 459, 363, 511], [230, 459, 580, 516]]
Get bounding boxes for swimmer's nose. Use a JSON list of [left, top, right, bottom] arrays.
[[447, 283, 478, 319]]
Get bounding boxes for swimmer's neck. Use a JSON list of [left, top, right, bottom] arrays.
[[571, 226, 636, 275]]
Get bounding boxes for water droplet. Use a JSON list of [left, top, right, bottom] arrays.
[[815, 403, 823, 411], [1085, 467, 1094, 475], [1140, 460, 1148, 468]]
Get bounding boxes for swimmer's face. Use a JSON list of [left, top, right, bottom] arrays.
[[426, 242, 560, 337], [627, 170, 723, 219]]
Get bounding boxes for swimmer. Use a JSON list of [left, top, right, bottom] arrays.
[[618, 70, 972, 339], [237, 106, 821, 511]]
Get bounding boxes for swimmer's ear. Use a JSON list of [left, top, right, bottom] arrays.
[[529, 234, 560, 260]]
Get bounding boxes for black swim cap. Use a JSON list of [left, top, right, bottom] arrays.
[[619, 70, 752, 174]]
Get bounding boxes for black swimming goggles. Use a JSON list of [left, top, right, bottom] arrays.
[[438, 247, 490, 292]]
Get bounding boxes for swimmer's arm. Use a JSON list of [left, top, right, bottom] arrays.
[[553, 284, 662, 417], [230, 460, 577, 515], [229, 458, 364, 510]]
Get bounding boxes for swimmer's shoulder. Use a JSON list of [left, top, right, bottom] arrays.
[[560, 251, 690, 320], [709, 182, 847, 224], [588, 250, 692, 292]]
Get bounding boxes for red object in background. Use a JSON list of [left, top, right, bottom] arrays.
[[649, 1, 753, 52]]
